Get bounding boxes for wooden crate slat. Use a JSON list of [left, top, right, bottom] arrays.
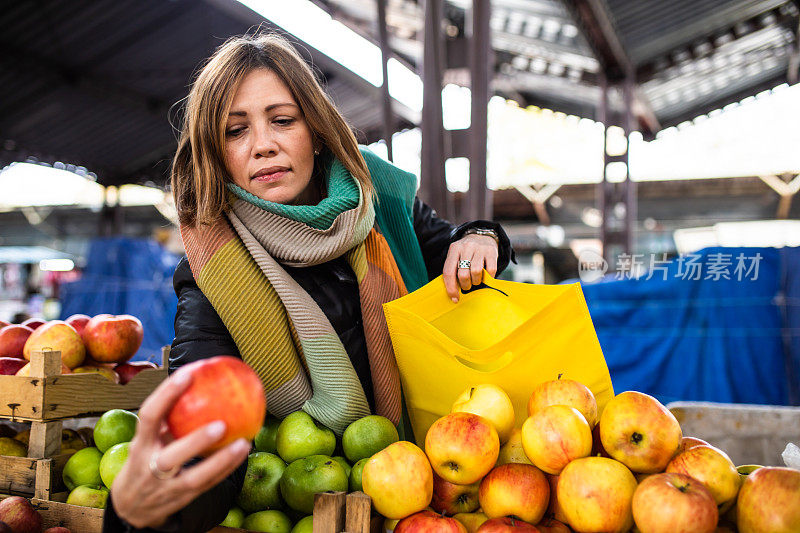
[[0, 454, 70, 497], [0, 375, 45, 419], [31, 497, 105, 533], [313, 491, 346, 533], [345, 491, 371, 533]]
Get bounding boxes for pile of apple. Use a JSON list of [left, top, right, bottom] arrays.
[[362, 380, 800, 533], [0, 314, 157, 384], [0, 423, 93, 459], [217, 410, 400, 532]]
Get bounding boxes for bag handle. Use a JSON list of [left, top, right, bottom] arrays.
[[461, 280, 510, 297]]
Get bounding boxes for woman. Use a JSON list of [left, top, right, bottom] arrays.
[[105, 32, 513, 531]]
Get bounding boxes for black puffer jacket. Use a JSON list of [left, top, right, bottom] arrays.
[[103, 198, 514, 532]]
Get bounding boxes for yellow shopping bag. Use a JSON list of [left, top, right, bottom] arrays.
[[384, 274, 614, 444]]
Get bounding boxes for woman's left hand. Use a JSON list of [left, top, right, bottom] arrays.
[[443, 233, 499, 302]]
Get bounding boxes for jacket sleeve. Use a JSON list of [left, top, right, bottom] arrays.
[[412, 197, 515, 281], [103, 258, 247, 533]]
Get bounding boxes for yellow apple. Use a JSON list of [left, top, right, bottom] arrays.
[[23, 320, 85, 369], [452, 512, 488, 533], [425, 412, 499, 485], [520, 405, 592, 475], [72, 365, 121, 383], [557, 457, 638, 533], [478, 463, 549, 524], [599, 391, 682, 473], [451, 384, 515, 444], [527, 377, 598, 427], [666, 445, 740, 507], [363, 441, 433, 520], [496, 428, 532, 466]]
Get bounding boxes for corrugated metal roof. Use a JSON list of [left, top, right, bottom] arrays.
[[0, 0, 402, 186]]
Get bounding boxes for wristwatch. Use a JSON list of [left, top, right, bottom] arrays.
[[463, 227, 500, 246]]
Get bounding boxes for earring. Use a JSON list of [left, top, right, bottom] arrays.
[[314, 149, 320, 155]]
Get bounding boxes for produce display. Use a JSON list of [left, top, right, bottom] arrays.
[[0, 313, 151, 382], [359, 379, 799, 533]]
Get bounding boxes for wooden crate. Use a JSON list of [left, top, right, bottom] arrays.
[[2, 491, 377, 533], [0, 455, 70, 500], [0, 348, 168, 421]]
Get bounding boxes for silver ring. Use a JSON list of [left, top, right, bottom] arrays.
[[149, 453, 181, 480], [458, 260, 471, 269]]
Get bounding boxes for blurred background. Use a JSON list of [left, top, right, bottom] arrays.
[[0, 0, 798, 406]]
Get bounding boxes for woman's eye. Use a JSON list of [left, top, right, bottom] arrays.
[[226, 127, 244, 137], [275, 118, 295, 126]]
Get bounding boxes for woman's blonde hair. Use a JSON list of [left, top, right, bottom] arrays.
[[171, 32, 374, 226]]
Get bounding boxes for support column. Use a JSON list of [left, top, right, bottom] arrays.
[[598, 73, 636, 268], [377, 0, 394, 162], [420, 0, 448, 218], [467, 0, 492, 221]]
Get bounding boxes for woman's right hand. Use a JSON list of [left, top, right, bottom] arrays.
[[110, 369, 251, 529]]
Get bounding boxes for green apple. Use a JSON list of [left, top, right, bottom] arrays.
[[254, 418, 281, 455], [279, 455, 348, 514], [341, 415, 398, 463], [220, 507, 245, 528], [62, 447, 103, 490], [291, 515, 313, 533], [349, 457, 368, 492], [332, 456, 351, 478], [242, 510, 292, 533], [66, 484, 109, 509], [99, 442, 129, 489], [275, 411, 335, 463], [93, 409, 138, 453], [237, 452, 287, 512]]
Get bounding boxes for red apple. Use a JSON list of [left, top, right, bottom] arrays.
[[476, 517, 540, 533], [21, 318, 45, 330], [431, 472, 481, 515], [0, 320, 9, 328], [599, 391, 682, 473], [0, 496, 43, 533], [535, 519, 570, 533], [528, 377, 598, 427], [114, 360, 158, 385], [82, 314, 143, 364], [666, 445, 740, 507], [0, 325, 34, 358], [478, 463, 549, 524], [23, 320, 85, 369], [396, 510, 467, 533], [735, 466, 800, 533], [167, 356, 265, 455], [71, 365, 121, 383], [65, 314, 91, 337], [0, 357, 29, 375], [544, 474, 568, 524], [632, 473, 718, 533], [557, 457, 637, 533], [425, 412, 499, 485]]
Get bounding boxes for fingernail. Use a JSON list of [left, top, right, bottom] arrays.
[[207, 421, 226, 438], [232, 438, 250, 454], [451, 297, 458, 303]]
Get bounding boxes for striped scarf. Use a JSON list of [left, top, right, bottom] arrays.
[[180, 150, 423, 434]]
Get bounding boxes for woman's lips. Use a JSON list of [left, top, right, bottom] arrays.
[[252, 169, 288, 182]]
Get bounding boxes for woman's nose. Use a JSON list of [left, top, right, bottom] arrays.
[[252, 125, 279, 157]]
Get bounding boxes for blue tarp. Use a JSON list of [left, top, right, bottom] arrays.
[[60, 238, 180, 362], [579, 246, 800, 406]]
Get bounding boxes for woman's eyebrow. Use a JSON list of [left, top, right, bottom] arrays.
[[228, 103, 298, 117]]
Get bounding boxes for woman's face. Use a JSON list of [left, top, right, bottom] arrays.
[[223, 68, 317, 205]]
